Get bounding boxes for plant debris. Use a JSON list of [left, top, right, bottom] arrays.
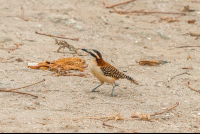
[[186, 82, 200, 93], [188, 32, 200, 40], [21, 7, 29, 21], [60, 112, 124, 122], [187, 55, 192, 60], [28, 57, 88, 77], [55, 39, 79, 54], [139, 60, 158, 66], [182, 5, 195, 12], [175, 45, 200, 48], [102, 123, 139, 133], [131, 102, 179, 120], [138, 60, 166, 66], [182, 67, 193, 70], [195, 34, 200, 40], [106, 0, 136, 8], [103, 0, 184, 15], [0, 43, 20, 52], [168, 72, 189, 82], [0, 79, 45, 98], [160, 17, 179, 23], [188, 19, 195, 24], [35, 31, 79, 41]]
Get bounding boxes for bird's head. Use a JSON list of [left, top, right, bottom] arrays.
[[82, 49, 102, 60]]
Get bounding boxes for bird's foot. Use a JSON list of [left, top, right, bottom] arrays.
[[111, 93, 117, 97], [115, 83, 119, 86], [91, 90, 100, 92]]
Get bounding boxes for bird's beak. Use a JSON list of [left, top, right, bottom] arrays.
[[81, 49, 89, 53]]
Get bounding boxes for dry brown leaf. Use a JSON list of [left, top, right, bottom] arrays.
[[182, 67, 193, 70], [182, 5, 195, 12], [188, 19, 195, 24], [28, 57, 88, 76], [39, 67, 49, 70], [160, 17, 179, 23], [132, 112, 151, 120], [187, 55, 192, 60], [139, 60, 158, 66], [182, 5, 190, 12], [61, 65, 84, 72]]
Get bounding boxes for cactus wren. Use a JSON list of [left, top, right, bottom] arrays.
[[82, 49, 138, 96]]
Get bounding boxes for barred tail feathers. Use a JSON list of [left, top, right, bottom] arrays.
[[125, 75, 139, 85]]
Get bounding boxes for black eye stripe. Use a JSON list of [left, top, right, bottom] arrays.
[[90, 52, 97, 58]]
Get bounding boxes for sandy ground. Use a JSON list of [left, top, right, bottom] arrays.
[[0, 0, 200, 133]]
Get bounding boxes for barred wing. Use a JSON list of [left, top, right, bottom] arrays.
[[100, 66, 125, 79]]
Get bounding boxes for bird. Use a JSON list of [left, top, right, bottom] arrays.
[[82, 49, 139, 96]]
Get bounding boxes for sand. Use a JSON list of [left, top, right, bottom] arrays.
[[0, 0, 200, 133]]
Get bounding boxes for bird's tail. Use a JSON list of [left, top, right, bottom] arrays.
[[125, 75, 139, 85]]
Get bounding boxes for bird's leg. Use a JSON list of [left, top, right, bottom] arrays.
[[115, 82, 119, 86], [111, 85, 117, 96], [91, 84, 102, 92]]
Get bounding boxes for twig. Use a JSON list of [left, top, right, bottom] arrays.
[[175, 45, 200, 48], [186, 82, 200, 93], [110, 10, 186, 15], [55, 39, 79, 53], [168, 72, 189, 82], [106, 0, 136, 8], [21, 7, 24, 20], [188, 32, 200, 36], [35, 31, 79, 41], [7, 79, 45, 91], [0, 79, 45, 98], [0, 90, 38, 98], [58, 73, 85, 77], [102, 123, 139, 133], [103, 1, 119, 13], [131, 102, 179, 118], [21, 7, 28, 21], [182, 67, 193, 70], [150, 102, 179, 116], [195, 34, 200, 40], [59, 113, 124, 122]]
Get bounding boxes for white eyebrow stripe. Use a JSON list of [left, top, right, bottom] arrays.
[[89, 50, 100, 59]]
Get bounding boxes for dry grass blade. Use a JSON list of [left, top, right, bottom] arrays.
[[106, 0, 136, 8], [186, 82, 200, 93], [0, 90, 38, 98], [21, 7, 29, 21], [35, 31, 79, 41], [195, 34, 200, 40], [131, 102, 179, 120], [0, 79, 45, 98], [102, 123, 140, 133], [59, 112, 124, 122], [151, 102, 179, 116], [103, 1, 119, 13], [7, 79, 45, 91], [168, 72, 189, 82], [160, 17, 179, 23], [175, 45, 200, 48], [110, 10, 186, 15], [57, 73, 85, 77]]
